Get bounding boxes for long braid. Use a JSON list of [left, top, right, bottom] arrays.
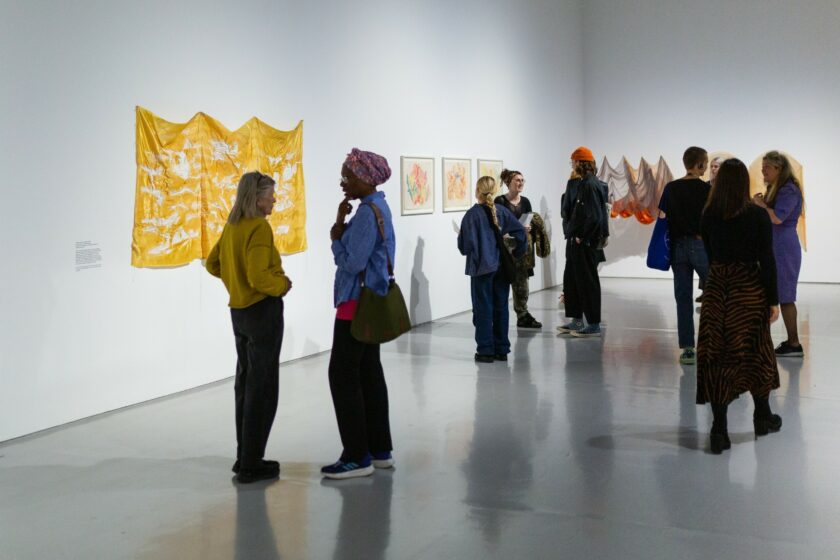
[[476, 176, 499, 228]]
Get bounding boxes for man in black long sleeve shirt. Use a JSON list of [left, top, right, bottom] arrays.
[[658, 147, 711, 364]]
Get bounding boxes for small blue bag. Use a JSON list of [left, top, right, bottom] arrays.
[[646, 217, 670, 271]]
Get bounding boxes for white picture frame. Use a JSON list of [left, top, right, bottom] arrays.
[[400, 156, 436, 215], [442, 157, 472, 212]]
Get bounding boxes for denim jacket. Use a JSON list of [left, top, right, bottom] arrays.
[[458, 203, 526, 276], [332, 191, 396, 307]]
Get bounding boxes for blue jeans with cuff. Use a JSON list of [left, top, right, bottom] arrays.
[[671, 236, 709, 349]]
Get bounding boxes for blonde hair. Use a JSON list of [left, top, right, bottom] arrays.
[[763, 150, 801, 206], [228, 171, 276, 224], [476, 176, 499, 228]]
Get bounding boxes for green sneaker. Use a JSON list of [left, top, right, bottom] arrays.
[[679, 347, 696, 365], [556, 319, 584, 334], [570, 324, 601, 338]]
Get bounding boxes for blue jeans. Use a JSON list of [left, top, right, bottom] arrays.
[[471, 272, 511, 356], [671, 237, 709, 348]]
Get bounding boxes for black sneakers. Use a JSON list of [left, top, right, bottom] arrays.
[[775, 341, 804, 358], [517, 314, 542, 329], [236, 461, 280, 483], [232, 459, 280, 474], [474, 353, 494, 363]]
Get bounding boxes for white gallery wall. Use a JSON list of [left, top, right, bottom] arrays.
[[0, 0, 584, 440], [581, 0, 840, 282]]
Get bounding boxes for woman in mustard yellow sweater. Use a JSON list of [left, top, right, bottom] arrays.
[[206, 171, 292, 483]]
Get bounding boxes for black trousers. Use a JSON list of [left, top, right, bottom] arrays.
[[564, 240, 602, 324], [328, 318, 393, 462], [230, 296, 284, 469]]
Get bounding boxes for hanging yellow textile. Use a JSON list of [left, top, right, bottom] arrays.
[[132, 107, 307, 267]]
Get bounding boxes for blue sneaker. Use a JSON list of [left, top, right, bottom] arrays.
[[556, 319, 584, 334], [571, 324, 601, 338], [371, 451, 395, 469], [321, 455, 375, 479]]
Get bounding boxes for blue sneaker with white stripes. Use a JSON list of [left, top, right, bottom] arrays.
[[321, 455, 375, 479]]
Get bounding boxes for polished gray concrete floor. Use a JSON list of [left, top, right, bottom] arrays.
[[2, 278, 839, 559]]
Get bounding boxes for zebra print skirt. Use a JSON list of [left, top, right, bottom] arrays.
[[696, 262, 780, 405]]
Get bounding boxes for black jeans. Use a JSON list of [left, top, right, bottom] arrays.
[[328, 318, 393, 462], [230, 296, 284, 469], [564, 240, 602, 324]]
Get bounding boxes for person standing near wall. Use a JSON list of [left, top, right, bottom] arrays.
[[495, 168, 542, 329], [752, 150, 804, 358], [659, 147, 711, 364], [709, 156, 724, 186], [557, 147, 609, 338], [206, 171, 293, 483], [322, 149, 397, 480], [697, 158, 781, 454], [459, 176, 527, 362]]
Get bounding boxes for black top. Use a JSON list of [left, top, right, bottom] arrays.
[[659, 178, 711, 238], [700, 205, 779, 306], [495, 194, 532, 219], [561, 175, 610, 240]]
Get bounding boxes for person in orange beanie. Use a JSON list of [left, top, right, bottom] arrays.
[[557, 147, 609, 337]]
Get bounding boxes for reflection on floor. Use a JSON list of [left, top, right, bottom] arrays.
[[1, 279, 838, 559]]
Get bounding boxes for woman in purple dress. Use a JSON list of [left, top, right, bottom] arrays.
[[752, 151, 804, 357]]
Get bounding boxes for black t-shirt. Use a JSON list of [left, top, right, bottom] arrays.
[[700, 205, 778, 306], [495, 194, 532, 220], [659, 178, 711, 238]]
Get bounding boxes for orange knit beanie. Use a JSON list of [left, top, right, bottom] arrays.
[[571, 146, 595, 162]]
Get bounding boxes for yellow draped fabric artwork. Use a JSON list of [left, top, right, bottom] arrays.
[[132, 107, 307, 267]]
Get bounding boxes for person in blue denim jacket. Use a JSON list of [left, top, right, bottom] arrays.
[[322, 148, 397, 480], [458, 176, 527, 362]]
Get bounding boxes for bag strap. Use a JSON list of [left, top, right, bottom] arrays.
[[357, 202, 394, 286]]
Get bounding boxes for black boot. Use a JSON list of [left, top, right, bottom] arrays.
[[753, 395, 782, 436], [710, 403, 731, 454]]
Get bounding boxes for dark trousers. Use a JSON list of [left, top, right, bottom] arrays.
[[671, 236, 709, 348], [328, 319, 393, 463], [564, 240, 602, 324], [230, 296, 284, 469], [470, 271, 512, 356]]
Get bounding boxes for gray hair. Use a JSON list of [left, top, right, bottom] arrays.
[[228, 171, 276, 224]]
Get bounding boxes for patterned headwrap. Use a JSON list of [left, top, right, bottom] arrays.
[[344, 148, 392, 187]]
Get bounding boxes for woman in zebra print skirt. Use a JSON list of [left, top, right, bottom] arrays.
[[697, 158, 782, 454]]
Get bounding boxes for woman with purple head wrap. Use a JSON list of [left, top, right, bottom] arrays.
[[322, 148, 398, 479], [343, 148, 392, 187]]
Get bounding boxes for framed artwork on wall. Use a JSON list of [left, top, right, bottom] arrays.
[[442, 157, 472, 212], [477, 159, 503, 192], [400, 156, 435, 215]]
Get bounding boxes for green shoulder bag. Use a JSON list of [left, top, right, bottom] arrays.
[[350, 202, 412, 344]]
